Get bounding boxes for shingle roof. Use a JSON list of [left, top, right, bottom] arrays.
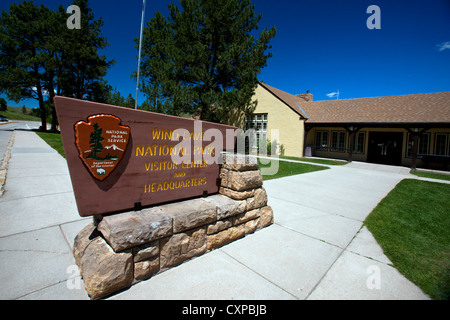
[[259, 82, 450, 124], [301, 92, 450, 124], [258, 82, 308, 119]]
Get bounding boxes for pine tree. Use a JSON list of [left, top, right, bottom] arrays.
[[57, 0, 114, 101], [136, 0, 276, 123], [0, 1, 52, 130], [88, 123, 104, 160], [0, 0, 113, 131]]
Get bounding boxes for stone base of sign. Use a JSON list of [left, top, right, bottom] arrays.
[[72, 155, 273, 299]]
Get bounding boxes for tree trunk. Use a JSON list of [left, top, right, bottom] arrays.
[[47, 84, 58, 131], [36, 81, 47, 132]]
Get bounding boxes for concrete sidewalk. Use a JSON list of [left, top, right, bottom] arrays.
[[0, 130, 91, 299], [0, 131, 431, 299]]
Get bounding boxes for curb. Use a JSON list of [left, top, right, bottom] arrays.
[[0, 121, 17, 126], [0, 130, 15, 196]]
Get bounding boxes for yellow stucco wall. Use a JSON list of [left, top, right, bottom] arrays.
[[252, 84, 305, 157]]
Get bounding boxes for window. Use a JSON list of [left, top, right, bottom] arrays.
[[406, 133, 430, 157], [315, 131, 329, 151], [434, 133, 449, 156], [245, 113, 267, 134], [331, 131, 346, 152], [245, 113, 268, 150], [353, 132, 366, 154]]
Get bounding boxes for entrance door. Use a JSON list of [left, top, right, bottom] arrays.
[[367, 132, 403, 166]]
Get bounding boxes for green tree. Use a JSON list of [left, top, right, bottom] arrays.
[[0, 0, 113, 131], [136, 0, 276, 123], [99, 84, 136, 109], [88, 123, 104, 160], [123, 93, 136, 109], [55, 0, 113, 101], [44, 0, 114, 131], [0, 1, 52, 130]]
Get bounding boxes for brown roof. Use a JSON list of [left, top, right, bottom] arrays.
[[259, 82, 450, 124], [258, 82, 308, 119], [301, 92, 450, 124]]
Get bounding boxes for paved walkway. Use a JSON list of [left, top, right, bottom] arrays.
[[0, 130, 435, 300]]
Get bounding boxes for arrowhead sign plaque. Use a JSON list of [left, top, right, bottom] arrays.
[[54, 96, 237, 217], [75, 114, 130, 181]]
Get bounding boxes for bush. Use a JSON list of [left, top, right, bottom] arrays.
[[279, 144, 285, 156], [264, 138, 278, 156]]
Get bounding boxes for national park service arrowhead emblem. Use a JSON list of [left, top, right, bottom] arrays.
[[74, 114, 130, 181]]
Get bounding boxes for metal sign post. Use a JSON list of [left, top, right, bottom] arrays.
[[135, 0, 147, 109]]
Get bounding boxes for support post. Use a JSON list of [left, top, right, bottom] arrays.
[[345, 125, 360, 162], [411, 131, 419, 171], [303, 126, 311, 157], [135, 0, 147, 109], [348, 131, 355, 162]]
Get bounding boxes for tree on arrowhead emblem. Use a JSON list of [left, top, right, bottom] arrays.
[[88, 123, 105, 160]]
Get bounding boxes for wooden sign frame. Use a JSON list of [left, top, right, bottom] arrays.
[[54, 96, 237, 217]]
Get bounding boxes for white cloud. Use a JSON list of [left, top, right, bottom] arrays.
[[31, 86, 57, 96], [437, 41, 450, 52], [326, 91, 338, 98]]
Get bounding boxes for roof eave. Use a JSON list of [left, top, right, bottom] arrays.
[[257, 82, 308, 119]]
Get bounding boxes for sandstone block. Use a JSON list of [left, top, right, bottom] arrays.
[[202, 194, 246, 220], [207, 224, 245, 250], [133, 240, 159, 262], [220, 168, 229, 187], [222, 154, 259, 171], [160, 227, 207, 268], [207, 218, 232, 235], [228, 170, 263, 191], [244, 218, 260, 234], [134, 256, 160, 281], [246, 187, 268, 210], [259, 206, 274, 229], [97, 207, 173, 252], [73, 223, 99, 269], [232, 208, 261, 225], [160, 198, 216, 233], [219, 187, 255, 200], [79, 236, 133, 300]]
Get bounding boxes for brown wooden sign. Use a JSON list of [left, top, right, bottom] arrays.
[[54, 96, 237, 217]]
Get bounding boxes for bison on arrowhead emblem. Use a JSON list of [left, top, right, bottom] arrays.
[[74, 114, 130, 181]]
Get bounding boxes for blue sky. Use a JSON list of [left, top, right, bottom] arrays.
[[1, 0, 449, 109]]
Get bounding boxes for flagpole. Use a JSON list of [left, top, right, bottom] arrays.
[[135, 0, 146, 109]]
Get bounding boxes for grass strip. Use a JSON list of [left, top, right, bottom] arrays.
[[35, 131, 66, 158], [364, 179, 450, 300], [258, 158, 328, 181], [410, 170, 450, 181]]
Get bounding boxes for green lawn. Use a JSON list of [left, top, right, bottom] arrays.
[[279, 155, 348, 166], [364, 179, 450, 300], [0, 109, 41, 121], [0, 106, 41, 121], [258, 158, 328, 180], [35, 131, 66, 158], [410, 170, 450, 181]]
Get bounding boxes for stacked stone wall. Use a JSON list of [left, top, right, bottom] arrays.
[[73, 154, 273, 299]]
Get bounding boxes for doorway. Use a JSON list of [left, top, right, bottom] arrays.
[[367, 132, 403, 166]]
